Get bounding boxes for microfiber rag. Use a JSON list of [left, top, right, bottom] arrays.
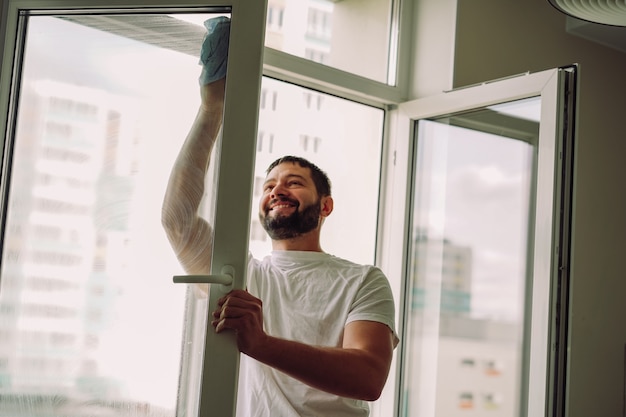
[[199, 16, 230, 85]]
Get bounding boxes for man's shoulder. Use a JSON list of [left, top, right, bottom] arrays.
[[326, 254, 381, 273]]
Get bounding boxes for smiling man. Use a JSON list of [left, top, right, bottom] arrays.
[[260, 157, 332, 246], [161, 16, 398, 417]]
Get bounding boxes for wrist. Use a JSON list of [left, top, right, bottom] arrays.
[[200, 78, 226, 110], [243, 332, 274, 361]]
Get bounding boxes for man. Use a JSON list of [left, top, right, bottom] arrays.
[[161, 16, 398, 417]]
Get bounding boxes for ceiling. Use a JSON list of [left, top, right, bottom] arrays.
[[62, 14, 626, 58], [566, 16, 626, 54]]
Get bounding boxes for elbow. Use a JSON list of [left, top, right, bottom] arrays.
[[161, 203, 188, 245], [356, 355, 392, 401], [358, 382, 385, 402], [160, 207, 174, 233], [344, 374, 387, 401], [354, 360, 392, 401], [160, 206, 177, 240]]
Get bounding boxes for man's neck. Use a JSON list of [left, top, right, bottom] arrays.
[[271, 233, 323, 252]]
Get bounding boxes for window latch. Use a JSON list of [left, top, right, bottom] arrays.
[[173, 264, 235, 287]]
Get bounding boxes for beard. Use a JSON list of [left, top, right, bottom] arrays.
[[260, 197, 321, 240]]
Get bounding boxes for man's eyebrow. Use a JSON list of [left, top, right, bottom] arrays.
[[285, 174, 308, 182], [263, 173, 309, 186]]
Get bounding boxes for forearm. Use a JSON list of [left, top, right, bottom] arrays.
[[164, 81, 224, 207], [162, 103, 222, 220], [161, 80, 225, 271], [248, 334, 391, 401]]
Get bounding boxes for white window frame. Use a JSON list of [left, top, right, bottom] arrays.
[[382, 67, 576, 417], [0, 1, 267, 416], [0, 0, 574, 416]]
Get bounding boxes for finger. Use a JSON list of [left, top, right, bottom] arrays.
[[217, 289, 248, 306], [219, 295, 259, 311], [212, 317, 239, 333], [227, 289, 258, 301], [213, 304, 248, 323]]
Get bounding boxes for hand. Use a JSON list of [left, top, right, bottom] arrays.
[[199, 16, 230, 85], [211, 289, 266, 355]]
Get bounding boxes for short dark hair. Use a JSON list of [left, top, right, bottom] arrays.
[[266, 155, 331, 197]]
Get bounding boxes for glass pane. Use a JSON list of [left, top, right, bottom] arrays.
[[264, 0, 395, 84], [250, 76, 384, 266], [402, 98, 539, 416], [0, 12, 227, 416], [247, 76, 387, 415]]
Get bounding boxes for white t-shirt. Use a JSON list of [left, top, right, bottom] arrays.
[[236, 250, 397, 417]]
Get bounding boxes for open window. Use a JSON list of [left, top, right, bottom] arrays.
[[383, 67, 576, 417]]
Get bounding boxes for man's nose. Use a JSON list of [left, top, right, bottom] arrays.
[[269, 182, 287, 198]]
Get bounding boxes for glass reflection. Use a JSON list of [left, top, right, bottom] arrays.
[[402, 98, 539, 417]]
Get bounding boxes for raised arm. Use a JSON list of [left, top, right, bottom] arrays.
[[161, 79, 225, 274], [161, 17, 230, 275]]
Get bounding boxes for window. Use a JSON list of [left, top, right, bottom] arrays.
[[1, 2, 386, 415], [264, 0, 399, 84], [251, 77, 383, 263], [1, 2, 575, 417], [0, 3, 267, 416], [459, 392, 474, 409], [267, 5, 284, 30], [394, 69, 576, 417]]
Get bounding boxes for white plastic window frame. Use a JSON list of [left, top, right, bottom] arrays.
[[384, 67, 576, 417], [0, 1, 267, 416], [0, 0, 412, 415], [262, 0, 412, 107]]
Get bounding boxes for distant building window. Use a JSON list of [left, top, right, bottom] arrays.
[[303, 92, 324, 111], [460, 358, 475, 368], [260, 89, 278, 111], [458, 392, 474, 409], [483, 393, 502, 410], [485, 359, 503, 376], [50, 332, 76, 347], [298, 135, 322, 154], [257, 131, 264, 152], [304, 48, 327, 64], [45, 121, 72, 138], [257, 132, 274, 153], [299, 134, 308, 151], [313, 137, 322, 153], [306, 8, 332, 40], [267, 5, 285, 29]]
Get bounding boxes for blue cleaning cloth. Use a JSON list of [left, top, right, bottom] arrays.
[[199, 16, 231, 85]]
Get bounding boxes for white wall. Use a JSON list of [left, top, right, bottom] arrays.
[[414, 0, 626, 415]]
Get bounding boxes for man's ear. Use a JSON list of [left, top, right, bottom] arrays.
[[320, 195, 334, 218]]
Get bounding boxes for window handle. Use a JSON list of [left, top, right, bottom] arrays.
[[173, 264, 235, 287]]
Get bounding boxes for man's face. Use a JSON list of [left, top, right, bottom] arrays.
[[259, 162, 322, 240]]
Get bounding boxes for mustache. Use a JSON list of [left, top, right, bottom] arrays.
[[267, 197, 299, 209]]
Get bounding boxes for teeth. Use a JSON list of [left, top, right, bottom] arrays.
[[272, 204, 293, 210]]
